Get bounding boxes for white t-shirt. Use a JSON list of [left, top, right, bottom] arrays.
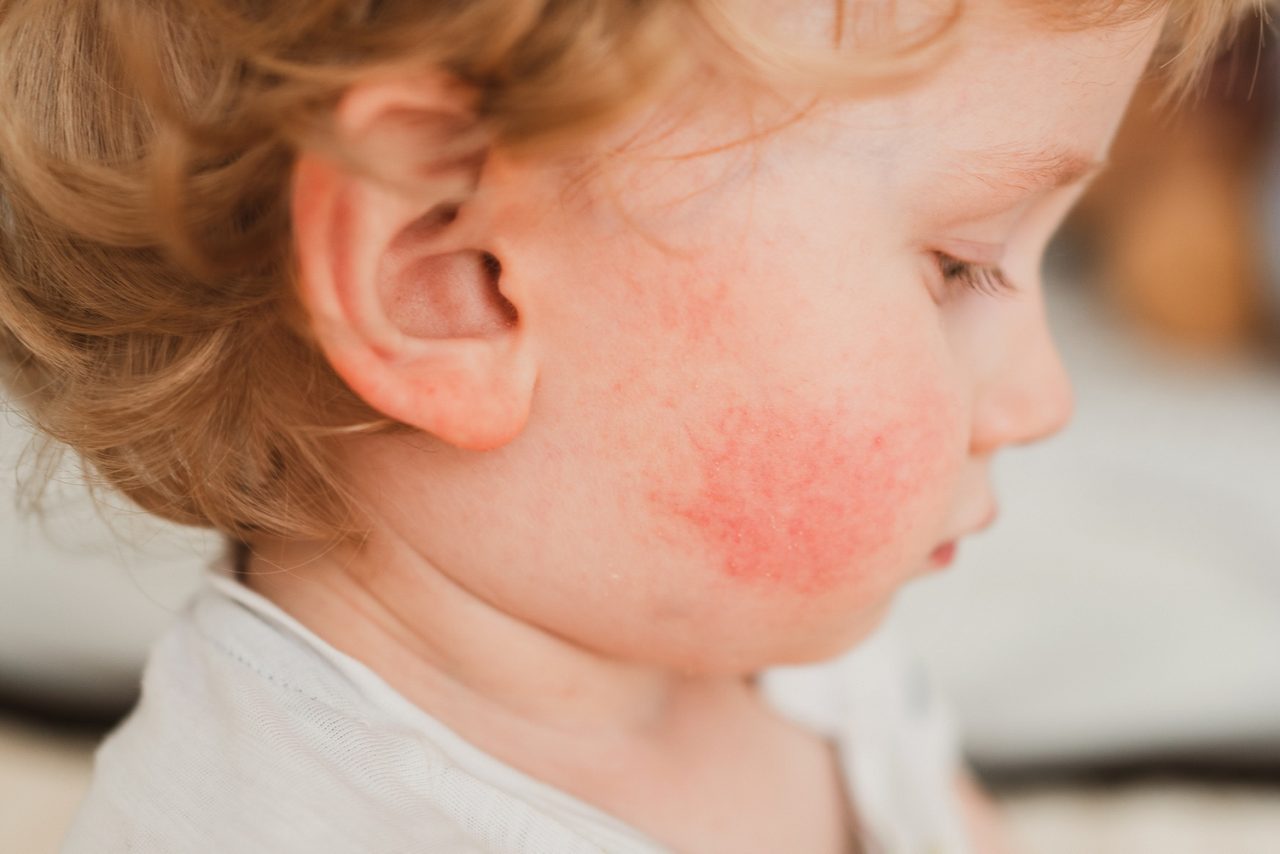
[[62, 566, 971, 853]]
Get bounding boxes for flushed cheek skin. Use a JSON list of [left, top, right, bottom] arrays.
[[643, 369, 960, 599], [650, 396, 952, 599]]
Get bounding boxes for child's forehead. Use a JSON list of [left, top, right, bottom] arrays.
[[919, 16, 1162, 154], [738, 0, 1165, 50], [557, 0, 1163, 221]]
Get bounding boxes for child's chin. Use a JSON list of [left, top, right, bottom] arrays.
[[756, 597, 898, 668]]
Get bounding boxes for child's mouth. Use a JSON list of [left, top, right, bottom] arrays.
[[928, 541, 957, 569]]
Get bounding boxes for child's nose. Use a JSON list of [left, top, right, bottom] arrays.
[[968, 309, 1075, 456]]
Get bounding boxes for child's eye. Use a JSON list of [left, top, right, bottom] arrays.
[[932, 251, 1017, 299]]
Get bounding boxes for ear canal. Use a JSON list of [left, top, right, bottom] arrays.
[[381, 247, 517, 340]]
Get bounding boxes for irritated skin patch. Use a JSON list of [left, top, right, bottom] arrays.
[[648, 398, 939, 595]]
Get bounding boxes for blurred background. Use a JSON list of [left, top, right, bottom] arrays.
[[3, 18, 1280, 854]]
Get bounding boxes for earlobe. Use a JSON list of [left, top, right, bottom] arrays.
[[290, 74, 537, 452]]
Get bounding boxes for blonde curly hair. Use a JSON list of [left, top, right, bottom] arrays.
[[0, 0, 1266, 542]]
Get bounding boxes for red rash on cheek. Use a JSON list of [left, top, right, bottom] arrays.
[[648, 398, 946, 595]]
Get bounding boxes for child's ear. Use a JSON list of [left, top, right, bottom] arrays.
[[290, 72, 537, 451]]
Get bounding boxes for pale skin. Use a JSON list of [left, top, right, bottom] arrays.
[[246, 2, 1166, 851]]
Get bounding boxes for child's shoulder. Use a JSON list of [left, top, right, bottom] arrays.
[[61, 573, 663, 853]]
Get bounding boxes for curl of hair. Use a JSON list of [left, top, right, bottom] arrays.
[[0, 0, 1266, 542]]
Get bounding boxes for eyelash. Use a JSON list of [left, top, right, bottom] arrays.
[[933, 251, 1017, 299]]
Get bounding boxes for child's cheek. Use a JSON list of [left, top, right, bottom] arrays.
[[645, 387, 956, 596]]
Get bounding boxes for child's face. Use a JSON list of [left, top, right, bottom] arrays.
[[357, 3, 1164, 672]]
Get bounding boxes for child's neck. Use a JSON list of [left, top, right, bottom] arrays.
[[242, 526, 864, 854], [242, 528, 764, 750]]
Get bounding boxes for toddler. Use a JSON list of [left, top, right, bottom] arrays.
[[0, 0, 1261, 851]]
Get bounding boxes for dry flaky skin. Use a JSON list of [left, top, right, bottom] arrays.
[[0, 0, 1266, 542]]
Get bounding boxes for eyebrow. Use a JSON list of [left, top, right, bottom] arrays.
[[959, 145, 1108, 196]]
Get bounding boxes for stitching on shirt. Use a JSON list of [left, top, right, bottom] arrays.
[[200, 627, 328, 707], [190, 597, 386, 730]]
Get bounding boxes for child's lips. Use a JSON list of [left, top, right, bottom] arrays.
[[929, 504, 999, 569], [928, 541, 958, 568]]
